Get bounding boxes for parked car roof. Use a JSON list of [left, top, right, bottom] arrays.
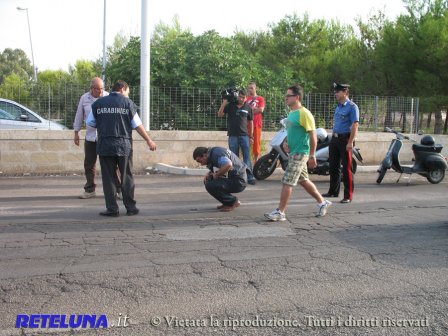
[[0, 98, 67, 130]]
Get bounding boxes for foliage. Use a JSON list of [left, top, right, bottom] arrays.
[[1, 0, 448, 133], [38, 70, 71, 86], [106, 36, 141, 86], [0, 48, 33, 84], [69, 60, 102, 86], [0, 73, 30, 101], [419, 95, 448, 133]]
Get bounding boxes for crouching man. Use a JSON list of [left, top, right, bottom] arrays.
[[193, 146, 248, 212]]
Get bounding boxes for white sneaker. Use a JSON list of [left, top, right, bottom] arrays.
[[79, 191, 96, 199], [264, 208, 286, 221], [116, 192, 122, 200], [316, 200, 332, 217]]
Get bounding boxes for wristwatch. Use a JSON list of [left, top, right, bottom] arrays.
[[309, 154, 316, 158]]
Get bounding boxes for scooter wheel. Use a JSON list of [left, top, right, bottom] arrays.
[[427, 168, 445, 184], [376, 166, 387, 184], [253, 153, 278, 180]]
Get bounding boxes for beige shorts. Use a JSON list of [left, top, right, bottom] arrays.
[[282, 153, 309, 186]]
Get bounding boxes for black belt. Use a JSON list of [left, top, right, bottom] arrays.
[[333, 132, 351, 138]]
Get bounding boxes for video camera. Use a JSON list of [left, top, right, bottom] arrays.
[[220, 87, 239, 103]]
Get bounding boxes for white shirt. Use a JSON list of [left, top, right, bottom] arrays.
[[73, 90, 109, 142]]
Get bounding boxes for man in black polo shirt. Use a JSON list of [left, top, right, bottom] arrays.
[[193, 146, 248, 212], [217, 89, 256, 184], [87, 80, 157, 217]]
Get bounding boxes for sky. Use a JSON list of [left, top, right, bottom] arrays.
[[0, 0, 408, 72]]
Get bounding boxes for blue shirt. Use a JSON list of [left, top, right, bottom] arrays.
[[207, 147, 248, 179], [333, 99, 359, 134]]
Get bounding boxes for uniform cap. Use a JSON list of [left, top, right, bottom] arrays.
[[333, 82, 350, 91]]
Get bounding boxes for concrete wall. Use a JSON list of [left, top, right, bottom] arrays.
[[0, 130, 447, 174]]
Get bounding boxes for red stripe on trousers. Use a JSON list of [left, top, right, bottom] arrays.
[[347, 148, 353, 200]]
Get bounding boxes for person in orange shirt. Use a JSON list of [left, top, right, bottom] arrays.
[[246, 82, 265, 162]]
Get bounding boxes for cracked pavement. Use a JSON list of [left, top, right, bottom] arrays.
[[0, 172, 447, 335]]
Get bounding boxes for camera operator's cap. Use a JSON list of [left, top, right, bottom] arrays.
[[333, 82, 350, 91]]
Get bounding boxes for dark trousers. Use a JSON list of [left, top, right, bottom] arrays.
[[83, 141, 98, 192], [84, 140, 121, 193], [99, 154, 137, 212], [328, 137, 354, 200], [205, 176, 246, 206]]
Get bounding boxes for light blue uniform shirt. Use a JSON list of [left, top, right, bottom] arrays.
[[333, 99, 359, 134]]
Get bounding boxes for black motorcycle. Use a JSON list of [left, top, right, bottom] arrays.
[[376, 127, 447, 184]]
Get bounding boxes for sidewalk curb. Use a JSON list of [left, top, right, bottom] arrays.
[[151, 163, 379, 176], [152, 163, 208, 176], [357, 165, 379, 172]]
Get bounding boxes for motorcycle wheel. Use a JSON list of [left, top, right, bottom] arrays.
[[376, 165, 387, 184], [427, 168, 445, 184], [253, 153, 278, 180]]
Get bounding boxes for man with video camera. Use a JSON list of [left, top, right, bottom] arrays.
[[217, 88, 256, 185]]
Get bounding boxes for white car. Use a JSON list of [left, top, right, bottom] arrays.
[[0, 98, 67, 130]]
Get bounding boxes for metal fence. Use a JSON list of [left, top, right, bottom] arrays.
[[1, 83, 419, 133]]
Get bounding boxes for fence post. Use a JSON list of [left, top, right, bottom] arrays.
[[48, 84, 51, 129], [374, 96, 378, 131], [415, 97, 420, 134]]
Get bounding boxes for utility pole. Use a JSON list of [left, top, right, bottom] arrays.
[[17, 7, 37, 81], [140, 0, 150, 130], [102, 0, 107, 82]]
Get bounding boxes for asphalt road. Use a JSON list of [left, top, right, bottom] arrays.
[[0, 171, 447, 336]]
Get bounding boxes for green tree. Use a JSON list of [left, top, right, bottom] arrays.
[[149, 17, 254, 88], [375, 0, 448, 132], [150, 23, 255, 129], [69, 60, 102, 86], [244, 14, 357, 93], [0, 48, 33, 84], [38, 69, 71, 86], [352, 11, 390, 94], [0, 73, 30, 101], [106, 36, 141, 86]]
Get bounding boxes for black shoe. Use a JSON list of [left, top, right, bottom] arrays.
[[248, 180, 256, 185], [126, 208, 140, 216], [322, 193, 338, 198], [99, 210, 119, 217], [340, 198, 351, 204]]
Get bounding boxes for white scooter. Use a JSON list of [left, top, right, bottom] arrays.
[[253, 118, 363, 180]]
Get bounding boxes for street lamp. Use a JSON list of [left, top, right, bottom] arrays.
[[17, 7, 37, 81]]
